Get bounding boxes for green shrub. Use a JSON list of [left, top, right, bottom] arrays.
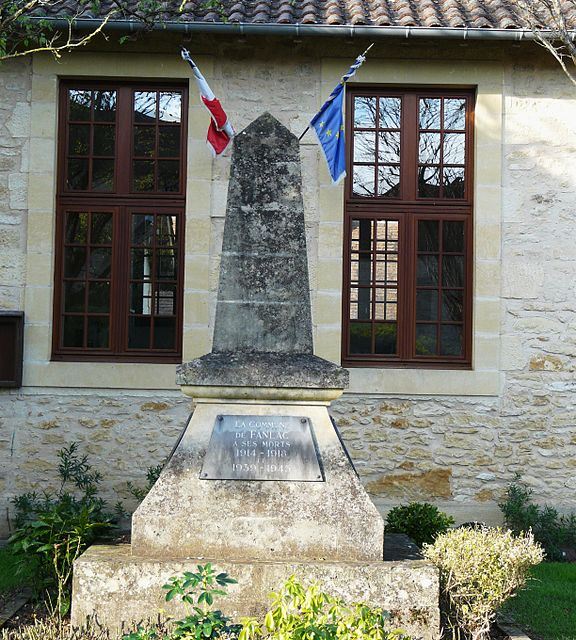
[[499, 477, 576, 561], [9, 443, 115, 617], [385, 502, 454, 547], [423, 527, 544, 640], [124, 563, 239, 640], [239, 576, 412, 640]]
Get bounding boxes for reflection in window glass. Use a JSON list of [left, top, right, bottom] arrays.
[[354, 132, 375, 162], [158, 92, 181, 123], [93, 91, 116, 122], [419, 98, 441, 129], [444, 98, 466, 130], [379, 97, 401, 129], [353, 165, 375, 197], [134, 92, 157, 122], [354, 97, 376, 128], [69, 90, 91, 120]]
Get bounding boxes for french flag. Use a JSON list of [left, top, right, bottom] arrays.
[[181, 48, 235, 156]]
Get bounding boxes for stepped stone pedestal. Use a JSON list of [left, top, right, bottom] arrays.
[[71, 114, 439, 639]]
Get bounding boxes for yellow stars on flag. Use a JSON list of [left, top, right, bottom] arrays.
[[326, 129, 332, 137]]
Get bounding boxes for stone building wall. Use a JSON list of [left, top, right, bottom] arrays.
[[0, 58, 30, 313], [1, 42, 576, 537]]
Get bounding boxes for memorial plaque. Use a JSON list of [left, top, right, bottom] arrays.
[[200, 415, 323, 481]]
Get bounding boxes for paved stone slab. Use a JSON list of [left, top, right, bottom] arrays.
[[72, 545, 440, 640]]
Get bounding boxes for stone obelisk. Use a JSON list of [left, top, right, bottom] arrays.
[[72, 114, 439, 640], [130, 113, 382, 561]]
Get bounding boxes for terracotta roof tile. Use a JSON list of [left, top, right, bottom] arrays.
[[37, 0, 576, 31]]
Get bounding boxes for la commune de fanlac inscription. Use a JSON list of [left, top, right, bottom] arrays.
[[200, 415, 323, 482]]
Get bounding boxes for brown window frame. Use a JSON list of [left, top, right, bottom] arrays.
[[343, 86, 475, 369], [52, 80, 188, 363]]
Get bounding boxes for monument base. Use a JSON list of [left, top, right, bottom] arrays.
[[71, 545, 440, 640]]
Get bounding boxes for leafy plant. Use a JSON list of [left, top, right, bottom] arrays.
[[239, 575, 412, 640], [9, 442, 114, 617], [124, 564, 239, 640], [126, 463, 164, 502], [499, 476, 576, 561], [423, 527, 544, 640], [385, 502, 455, 547]]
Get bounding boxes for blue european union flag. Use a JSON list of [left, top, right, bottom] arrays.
[[310, 51, 369, 184], [311, 83, 346, 184]]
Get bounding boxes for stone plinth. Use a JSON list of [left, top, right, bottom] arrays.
[[72, 545, 440, 640], [131, 400, 383, 562]]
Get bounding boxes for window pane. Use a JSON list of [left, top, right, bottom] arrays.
[[134, 91, 157, 122], [419, 132, 441, 164], [154, 317, 176, 349], [156, 216, 177, 245], [353, 165, 375, 197], [64, 281, 85, 312], [443, 221, 465, 253], [419, 98, 441, 129], [375, 323, 397, 354], [93, 125, 115, 156], [128, 316, 151, 349], [415, 324, 437, 355], [64, 247, 86, 278], [68, 124, 90, 155], [159, 126, 180, 157], [443, 168, 465, 199], [378, 131, 400, 163], [416, 290, 438, 321], [443, 133, 465, 164], [66, 212, 88, 244], [157, 249, 177, 280], [92, 159, 114, 191], [354, 132, 375, 162], [418, 220, 439, 252], [418, 166, 440, 198], [134, 126, 155, 157], [63, 316, 84, 347], [155, 285, 176, 315], [133, 160, 155, 191], [440, 324, 463, 356], [378, 97, 401, 129], [67, 158, 89, 190], [131, 248, 153, 280], [131, 283, 153, 315], [444, 98, 466, 130], [349, 322, 372, 354], [417, 255, 439, 286], [93, 91, 116, 122], [89, 248, 112, 278], [132, 214, 154, 246], [90, 213, 113, 244], [354, 97, 376, 128], [158, 160, 180, 192], [442, 255, 464, 287], [87, 316, 109, 348], [69, 90, 91, 120], [377, 165, 400, 198], [158, 92, 181, 123], [88, 281, 110, 313], [442, 290, 464, 322]]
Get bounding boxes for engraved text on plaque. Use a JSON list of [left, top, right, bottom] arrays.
[[200, 415, 323, 481]]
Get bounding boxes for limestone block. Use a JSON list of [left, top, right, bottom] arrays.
[[6, 102, 30, 138], [72, 545, 440, 640], [8, 173, 27, 209]]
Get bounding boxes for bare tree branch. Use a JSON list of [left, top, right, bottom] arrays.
[[516, 0, 576, 86]]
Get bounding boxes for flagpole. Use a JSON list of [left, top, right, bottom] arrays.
[[298, 42, 374, 142]]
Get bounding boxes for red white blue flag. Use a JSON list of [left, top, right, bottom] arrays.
[[181, 48, 235, 156]]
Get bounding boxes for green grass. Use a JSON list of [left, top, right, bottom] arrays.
[[0, 546, 31, 593], [500, 562, 576, 640]]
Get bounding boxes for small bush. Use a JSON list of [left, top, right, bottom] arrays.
[[499, 477, 576, 561], [239, 576, 413, 640], [423, 526, 544, 640], [9, 443, 115, 617], [385, 502, 454, 547]]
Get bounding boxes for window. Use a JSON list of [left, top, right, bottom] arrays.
[[343, 88, 474, 368], [53, 82, 187, 361]]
